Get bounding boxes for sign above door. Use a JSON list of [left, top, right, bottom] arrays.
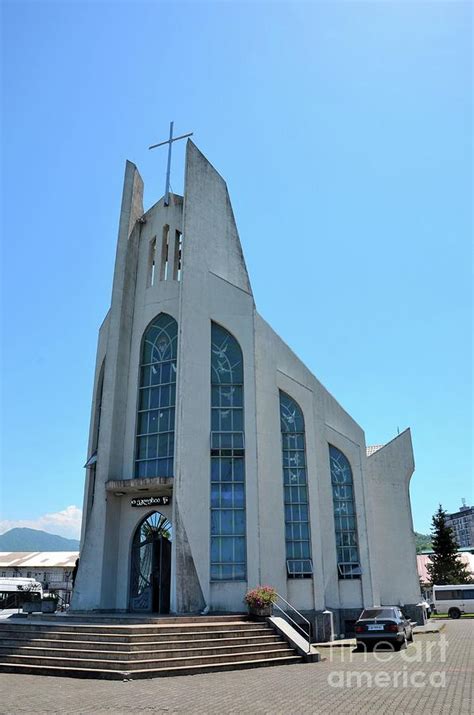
[[130, 495, 172, 508]]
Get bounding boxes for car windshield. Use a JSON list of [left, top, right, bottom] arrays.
[[359, 608, 395, 620]]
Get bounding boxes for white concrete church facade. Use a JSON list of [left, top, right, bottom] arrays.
[[72, 141, 422, 633]]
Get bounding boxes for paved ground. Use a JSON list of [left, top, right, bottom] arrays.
[[0, 619, 472, 714]]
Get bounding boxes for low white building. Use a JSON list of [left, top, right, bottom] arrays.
[[72, 141, 422, 633], [0, 552, 78, 605]]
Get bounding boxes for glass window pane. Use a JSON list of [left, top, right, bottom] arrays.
[[210, 484, 220, 508], [280, 391, 312, 578], [210, 324, 246, 581], [137, 437, 147, 459], [220, 510, 233, 535], [147, 435, 158, 459], [139, 389, 149, 411], [140, 366, 151, 388], [221, 538, 234, 561], [329, 445, 360, 578], [135, 315, 178, 479], [210, 538, 220, 562], [149, 388, 159, 409], [138, 412, 148, 435]]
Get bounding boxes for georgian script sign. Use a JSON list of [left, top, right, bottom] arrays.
[[131, 496, 171, 508]]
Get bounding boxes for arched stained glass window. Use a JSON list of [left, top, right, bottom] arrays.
[[135, 314, 177, 479], [210, 323, 246, 581], [329, 445, 361, 579], [280, 392, 313, 577]]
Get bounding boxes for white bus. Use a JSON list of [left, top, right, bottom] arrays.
[[432, 584, 474, 619], [0, 577, 43, 610]]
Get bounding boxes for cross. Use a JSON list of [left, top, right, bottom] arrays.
[[149, 121, 193, 206]]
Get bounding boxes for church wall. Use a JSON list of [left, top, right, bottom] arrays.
[[80, 310, 109, 547], [73, 161, 145, 611], [74, 145, 420, 624], [254, 321, 322, 611], [322, 426, 376, 611], [121, 198, 181, 483], [254, 314, 376, 614], [176, 272, 257, 612], [172, 142, 259, 613], [366, 430, 421, 607]]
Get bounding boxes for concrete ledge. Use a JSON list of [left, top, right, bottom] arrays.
[[105, 478, 173, 494], [413, 622, 446, 635], [268, 616, 320, 662]]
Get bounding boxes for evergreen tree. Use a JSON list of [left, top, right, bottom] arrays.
[[427, 505, 473, 585]]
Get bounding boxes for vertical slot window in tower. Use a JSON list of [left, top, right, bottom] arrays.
[[210, 323, 246, 581], [148, 237, 157, 287], [160, 225, 170, 280], [279, 392, 313, 578], [173, 230, 183, 281], [329, 445, 361, 579], [135, 314, 178, 479]]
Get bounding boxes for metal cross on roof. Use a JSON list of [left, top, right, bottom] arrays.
[[149, 121, 193, 206]]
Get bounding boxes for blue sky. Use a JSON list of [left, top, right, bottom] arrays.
[[1, 1, 472, 538]]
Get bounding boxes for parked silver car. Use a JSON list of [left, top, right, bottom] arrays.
[[354, 607, 414, 650]]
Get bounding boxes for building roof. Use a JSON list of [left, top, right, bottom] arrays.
[[366, 445, 384, 457], [417, 552, 474, 584], [0, 552, 79, 568]]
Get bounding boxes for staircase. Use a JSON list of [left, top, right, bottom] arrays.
[[0, 615, 303, 679]]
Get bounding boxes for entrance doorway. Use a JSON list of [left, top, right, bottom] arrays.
[[130, 511, 172, 613]]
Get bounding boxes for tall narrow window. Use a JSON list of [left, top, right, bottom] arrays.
[[148, 237, 157, 287], [329, 445, 361, 578], [173, 230, 183, 281], [160, 225, 170, 280], [210, 323, 246, 581], [280, 392, 313, 578], [135, 314, 177, 479]]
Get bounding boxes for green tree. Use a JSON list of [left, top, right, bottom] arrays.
[[427, 505, 473, 585]]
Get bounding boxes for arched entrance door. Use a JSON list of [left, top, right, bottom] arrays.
[[130, 511, 172, 613]]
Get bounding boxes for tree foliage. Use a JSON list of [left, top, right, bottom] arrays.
[[426, 505, 473, 585], [414, 532, 432, 554]]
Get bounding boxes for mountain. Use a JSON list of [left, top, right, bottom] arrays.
[[0, 528, 80, 552], [415, 531, 432, 554]]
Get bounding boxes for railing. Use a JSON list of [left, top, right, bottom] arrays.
[[273, 592, 312, 655]]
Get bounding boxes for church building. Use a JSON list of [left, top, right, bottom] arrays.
[[72, 140, 422, 634]]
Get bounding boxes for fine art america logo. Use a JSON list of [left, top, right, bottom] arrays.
[[130, 496, 172, 507], [327, 635, 448, 689]]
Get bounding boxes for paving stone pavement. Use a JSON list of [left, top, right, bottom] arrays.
[[0, 619, 472, 714]]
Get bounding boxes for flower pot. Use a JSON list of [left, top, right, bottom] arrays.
[[248, 604, 273, 620]]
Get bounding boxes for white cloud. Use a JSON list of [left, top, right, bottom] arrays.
[[0, 505, 82, 540]]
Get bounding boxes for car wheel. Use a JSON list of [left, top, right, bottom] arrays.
[[448, 608, 461, 619]]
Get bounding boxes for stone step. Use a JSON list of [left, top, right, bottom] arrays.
[[0, 655, 303, 680], [0, 621, 262, 637], [26, 614, 249, 625], [0, 626, 271, 643], [0, 641, 292, 661], [0, 633, 282, 651], [0, 617, 306, 679], [0, 648, 295, 671]]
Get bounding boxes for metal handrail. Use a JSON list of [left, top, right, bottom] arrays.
[[273, 592, 312, 654]]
